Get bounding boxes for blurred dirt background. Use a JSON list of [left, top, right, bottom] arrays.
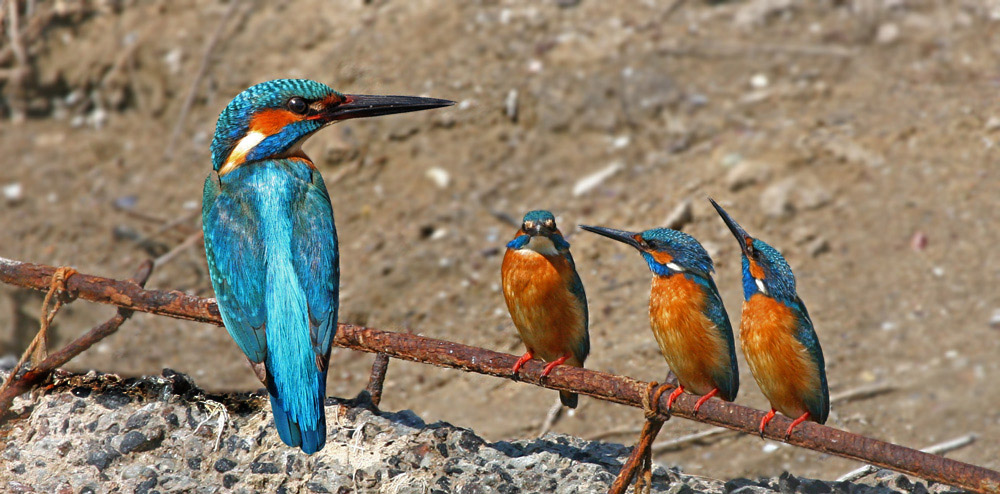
[[1, 0, 999, 482]]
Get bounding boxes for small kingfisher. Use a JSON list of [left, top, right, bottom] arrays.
[[502, 210, 589, 408], [202, 79, 451, 453], [709, 198, 829, 439], [580, 225, 739, 415]]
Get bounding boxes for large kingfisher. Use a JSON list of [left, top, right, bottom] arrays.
[[202, 79, 451, 453], [709, 198, 829, 439], [502, 210, 589, 408], [580, 225, 739, 415]]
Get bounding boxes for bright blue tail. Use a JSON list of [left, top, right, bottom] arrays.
[[270, 391, 326, 454]]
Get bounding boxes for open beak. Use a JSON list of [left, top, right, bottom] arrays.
[[324, 94, 454, 121], [579, 225, 644, 250], [709, 198, 752, 256]]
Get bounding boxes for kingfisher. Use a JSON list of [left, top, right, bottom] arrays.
[[502, 210, 589, 408], [709, 198, 829, 439], [202, 79, 451, 453], [580, 225, 739, 416]]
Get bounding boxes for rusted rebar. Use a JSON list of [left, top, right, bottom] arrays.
[[1, 257, 998, 494], [0, 260, 153, 415], [365, 353, 391, 408]]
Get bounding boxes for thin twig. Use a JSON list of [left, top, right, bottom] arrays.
[[154, 231, 204, 268], [652, 427, 731, 454], [0, 257, 998, 494], [829, 382, 896, 404], [536, 397, 564, 437], [163, 0, 242, 160]]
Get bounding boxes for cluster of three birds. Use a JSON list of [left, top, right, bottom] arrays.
[[200, 79, 827, 456], [501, 205, 829, 442]]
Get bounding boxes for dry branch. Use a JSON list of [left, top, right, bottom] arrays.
[[1, 257, 998, 494]]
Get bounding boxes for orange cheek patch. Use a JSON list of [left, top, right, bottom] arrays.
[[250, 109, 301, 135], [650, 251, 674, 265], [749, 258, 765, 279]]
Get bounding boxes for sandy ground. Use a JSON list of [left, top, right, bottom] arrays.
[[1, 0, 999, 481]]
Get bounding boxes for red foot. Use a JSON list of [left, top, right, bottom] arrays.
[[512, 351, 534, 375], [665, 385, 685, 413], [759, 408, 776, 438], [692, 388, 720, 416], [784, 412, 811, 440], [541, 355, 570, 377]]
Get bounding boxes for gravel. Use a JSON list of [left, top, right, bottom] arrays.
[[0, 370, 944, 493]]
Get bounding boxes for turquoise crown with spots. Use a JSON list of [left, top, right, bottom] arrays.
[[639, 228, 714, 278], [210, 79, 341, 171]]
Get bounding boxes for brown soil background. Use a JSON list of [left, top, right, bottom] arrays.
[[2, 0, 999, 482]]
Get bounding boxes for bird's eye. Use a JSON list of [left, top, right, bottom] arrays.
[[287, 97, 308, 115]]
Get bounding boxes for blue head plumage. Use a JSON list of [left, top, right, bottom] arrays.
[[579, 225, 714, 278], [211, 79, 340, 172], [210, 79, 454, 174], [709, 198, 798, 303], [507, 210, 570, 251]]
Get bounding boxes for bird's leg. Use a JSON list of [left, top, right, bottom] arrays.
[[784, 412, 811, 440], [692, 388, 719, 416], [664, 385, 686, 414], [540, 354, 570, 377], [759, 408, 777, 438], [511, 350, 534, 375]]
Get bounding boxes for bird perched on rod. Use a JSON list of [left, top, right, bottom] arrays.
[[580, 224, 739, 416], [202, 79, 451, 453], [709, 198, 829, 439], [502, 210, 589, 408]]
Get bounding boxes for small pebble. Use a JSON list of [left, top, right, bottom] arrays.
[[3, 183, 24, 205]]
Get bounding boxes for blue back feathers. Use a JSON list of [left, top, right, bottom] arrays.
[[211, 79, 342, 171]]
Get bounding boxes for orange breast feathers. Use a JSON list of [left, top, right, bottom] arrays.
[[648, 275, 729, 396], [501, 248, 587, 365], [740, 294, 820, 418]]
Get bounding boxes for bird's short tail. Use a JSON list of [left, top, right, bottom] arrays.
[[560, 391, 578, 408], [270, 394, 327, 454]]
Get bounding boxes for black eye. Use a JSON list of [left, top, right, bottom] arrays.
[[287, 97, 308, 114]]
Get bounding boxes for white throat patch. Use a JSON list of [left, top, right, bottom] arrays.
[[666, 262, 686, 273], [220, 130, 267, 175], [521, 236, 559, 256], [755, 278, 768, 295]]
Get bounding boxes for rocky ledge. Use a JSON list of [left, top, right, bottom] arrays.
[[0, 370, 960, 493]]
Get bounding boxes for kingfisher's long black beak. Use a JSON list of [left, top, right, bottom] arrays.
[[709, 198, 753, 256], [326, 94, 454, 121], [580, 225, 644, 251]]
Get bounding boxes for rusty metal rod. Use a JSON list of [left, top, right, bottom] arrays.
[[1, 257, 998, 494], [0, 260, 154, 414], [365, 353, 391, 408], [609, 418, 665, 494]]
